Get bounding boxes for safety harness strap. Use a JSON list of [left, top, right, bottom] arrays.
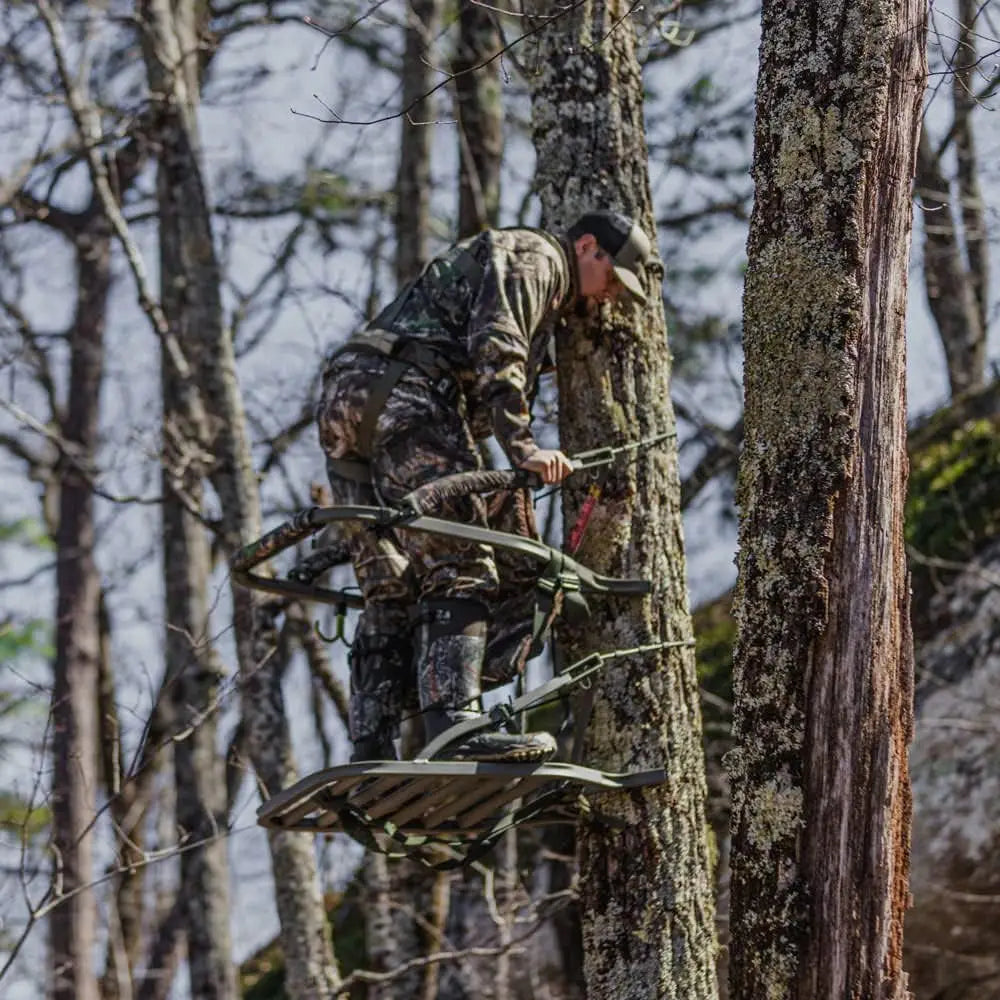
[[326, 329, 460, 479], [325, 457, 373, 484], [359, 357, 409, 459]]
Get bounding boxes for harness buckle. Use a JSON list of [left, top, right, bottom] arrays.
[[488, 702, 518, 733]]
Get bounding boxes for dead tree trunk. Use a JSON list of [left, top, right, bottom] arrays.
[[915, 130, 986, 398], [951, 0, 989, 339], [141, 4, 236, 992], [729, 1, 926, 996], [529, 3, 719, 997]]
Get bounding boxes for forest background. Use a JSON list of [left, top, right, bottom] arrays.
[[1, 0, 998, 998]]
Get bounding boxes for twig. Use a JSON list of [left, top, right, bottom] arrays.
[[294, 0, 588, 126]]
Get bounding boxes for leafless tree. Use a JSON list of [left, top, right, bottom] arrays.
[[454, 2, 504, 237], [915, 0, 996, 398]]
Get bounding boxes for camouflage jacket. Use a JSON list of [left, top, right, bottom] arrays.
[[363, 228, 577, 466]]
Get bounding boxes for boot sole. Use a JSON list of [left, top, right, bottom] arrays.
[[435, 746, 557, 764]]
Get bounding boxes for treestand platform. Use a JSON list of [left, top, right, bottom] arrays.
[[257, 759, 665, 862]]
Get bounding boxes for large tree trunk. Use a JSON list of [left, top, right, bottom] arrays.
[[139, 1, 340, 995], [729, 1, 926, 997], [453, 2, 502, 238], [529, 4, 719, 997], [48, 218, 110, 1000]]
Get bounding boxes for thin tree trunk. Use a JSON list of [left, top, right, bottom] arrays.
[[49, 217, 110, 1000], [361, 852, 423, 1000], [138, 0, 341, 993], [97, 591, 151, 1000], [159, 357, 231, 999], [139, 4, 236, 994], [953, 0, 989, 336], [453, 2, 502, 237], [541, 824, 584, 997], [493, 831, 516, 1000], [395, 0, 441, 284], [915, 131, 985, 397], [529, 4, 719, 997], [135, 895, 187, 1000], [105, 661, 178, 996], [729, 1, 926, 996]]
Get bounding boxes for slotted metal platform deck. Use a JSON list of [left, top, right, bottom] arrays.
[[257, 760, 666, 842]]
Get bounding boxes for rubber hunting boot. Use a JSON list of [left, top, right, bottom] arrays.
[[416, 597, 556, 763], [347, 605, 413, 762]]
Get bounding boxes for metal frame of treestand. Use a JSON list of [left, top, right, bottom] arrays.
[[231, 468, 676, 866]]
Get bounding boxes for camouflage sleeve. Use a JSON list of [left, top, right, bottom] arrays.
[[466, 237, 567, 466]]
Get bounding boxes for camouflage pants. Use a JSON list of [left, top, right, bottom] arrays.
[[317, 351, 541, 742], [318, 349, 501, 603]]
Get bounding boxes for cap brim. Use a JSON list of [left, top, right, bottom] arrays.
[[614, 265, 647, 303]]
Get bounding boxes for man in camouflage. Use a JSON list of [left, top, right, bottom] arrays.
[[317, 210, 653, 763]]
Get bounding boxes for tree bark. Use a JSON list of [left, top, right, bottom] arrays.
[[529, 4, 719, 997], [729, 1, 926, 996], [49, 216, 110, 1000], [453, 2, 503, 237]]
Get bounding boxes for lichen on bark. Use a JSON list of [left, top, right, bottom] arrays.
[[730, 0, 926, 997]]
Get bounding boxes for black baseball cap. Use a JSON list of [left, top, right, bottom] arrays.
[[569, 209, 653, 302]]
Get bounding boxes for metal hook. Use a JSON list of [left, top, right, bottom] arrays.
[[314, 602, 351, 645]]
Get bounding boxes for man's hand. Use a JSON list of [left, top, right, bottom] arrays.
[[519, 449, 574, 485]]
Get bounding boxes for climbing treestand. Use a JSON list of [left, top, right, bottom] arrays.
[[231, 439, 688, 866]]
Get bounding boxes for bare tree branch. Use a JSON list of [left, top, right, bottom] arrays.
[[35, 0, 202, 401]]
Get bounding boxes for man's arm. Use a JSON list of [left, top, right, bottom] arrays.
[[466, 238, 569, 470]]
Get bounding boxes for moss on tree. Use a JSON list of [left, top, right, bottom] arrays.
[[906, 407, 1000, 635], [691, 385, 1000, 717]]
